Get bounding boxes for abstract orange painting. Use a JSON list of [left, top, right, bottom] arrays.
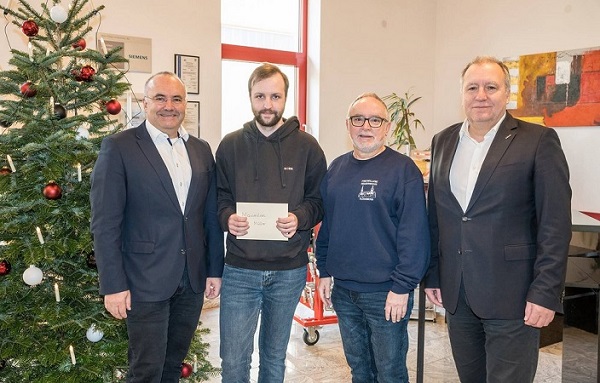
[[505, 47, 600, 127]]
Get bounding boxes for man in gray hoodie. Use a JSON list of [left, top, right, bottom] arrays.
[[215, 62, 327, 383]]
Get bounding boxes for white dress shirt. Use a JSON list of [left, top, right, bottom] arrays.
[[449, 116, 504, 212], [146, 123, 192, 213]]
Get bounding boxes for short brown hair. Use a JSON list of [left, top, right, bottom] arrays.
[[248, 63, 290, 97]]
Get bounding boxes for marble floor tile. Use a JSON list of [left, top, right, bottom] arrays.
[[199, 306, 562, 382]]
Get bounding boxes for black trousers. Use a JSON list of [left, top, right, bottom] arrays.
[[446, 282, 540, 383], [125, 270, 204, 383]]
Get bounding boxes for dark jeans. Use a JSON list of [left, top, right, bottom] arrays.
[[125, 270, 204, 383], [332, 285, 413, 383], [446, 283, 540, 383]]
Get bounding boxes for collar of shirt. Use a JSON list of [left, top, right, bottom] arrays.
[[145, 122, 190, 144], [458, 113, 506, 143]]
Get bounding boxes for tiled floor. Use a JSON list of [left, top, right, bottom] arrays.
[[198, 302, 563, 382]]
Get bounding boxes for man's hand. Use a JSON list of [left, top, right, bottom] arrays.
[[385, 291, 409, 322], [276, 212, 298, 239], [104, 290, 131, 319], [317, 277, 333, 310], [205, 277, 222, 299], [424, 288, 444, 308], [228, 213, 249, 236], [524, 301, 555, 328]]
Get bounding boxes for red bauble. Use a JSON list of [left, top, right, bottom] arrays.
[[43, 180, 62, 200], [0, 259, 11, 276], [180, 363, 193, 378], [79, 65, 96, 82], [20, 81, 37, 97], [0, 166, 12, 175], [105, 99, 122, 115], [72, 38, 86, 50], [22, 19, 39, 37]]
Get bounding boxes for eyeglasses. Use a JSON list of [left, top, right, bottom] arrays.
[[348, 115, 387, 128], [144, 95, 185, 106]]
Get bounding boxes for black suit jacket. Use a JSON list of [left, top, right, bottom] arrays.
[[423, 112, 571, 319], [90, 123, 224, 302]]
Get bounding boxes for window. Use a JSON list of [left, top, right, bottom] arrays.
[[221, 0, 307, 137]]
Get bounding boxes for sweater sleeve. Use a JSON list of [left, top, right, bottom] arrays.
[[315, 174, 331, 278], [215, 139, 236, 232], [290, 141, 327, 230], [390, 163, 431, 294]]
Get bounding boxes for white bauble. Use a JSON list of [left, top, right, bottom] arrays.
[[49, 5, 68, 23], [75, 125, 90, 140], [86, 324, 104, 342], [22, 265, 43, 286]]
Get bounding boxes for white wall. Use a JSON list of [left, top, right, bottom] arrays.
[[314, 0, 437, 163], [433, 0, 600, 212], [2, 0, 597, 211], [0, 0, 223, 151]]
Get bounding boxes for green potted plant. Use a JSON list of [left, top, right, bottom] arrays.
[[383, 90, 425, 154]]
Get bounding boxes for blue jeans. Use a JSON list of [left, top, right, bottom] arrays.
[[125, 270, 204, 383], [332, 285, 413, 383], [219, 264, 306, 383]]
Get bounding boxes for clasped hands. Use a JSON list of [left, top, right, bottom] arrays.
[[228, 212, 298, 238]]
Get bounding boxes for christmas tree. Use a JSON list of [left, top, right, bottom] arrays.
[[0, 1, 216, 381]]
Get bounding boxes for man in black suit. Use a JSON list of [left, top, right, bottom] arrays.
[[91, 72, 224, 383], [423, 56, 571, 382]]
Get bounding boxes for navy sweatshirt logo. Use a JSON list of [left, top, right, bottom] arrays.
[[358, 179, 378, 201]]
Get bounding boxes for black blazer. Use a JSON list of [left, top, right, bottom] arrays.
[[90, 123, 224, 302], [423, 112, 571, 319]]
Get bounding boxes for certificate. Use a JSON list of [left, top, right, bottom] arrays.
[[174, 54, 199, 94], [236, 202, 288, 241], [184, 101, 200, 137]]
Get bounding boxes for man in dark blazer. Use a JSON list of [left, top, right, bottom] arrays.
[[423, 56, 571, 383], [90, 72, 224, 383]]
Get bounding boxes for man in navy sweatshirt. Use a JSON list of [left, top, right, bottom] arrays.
[[316, 92, 430, 382]]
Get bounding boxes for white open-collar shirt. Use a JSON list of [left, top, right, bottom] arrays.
[[146, 122, 192, 213], [449, 115, 505, 212]]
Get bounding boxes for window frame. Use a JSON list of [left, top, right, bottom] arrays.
[[221, 0, 308, 126]]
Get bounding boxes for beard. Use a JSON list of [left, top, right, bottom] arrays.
[[253, 108, 282, 127], [353, 137, 386, 157]]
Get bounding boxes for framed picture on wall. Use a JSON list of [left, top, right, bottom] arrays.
[[184, 101, 200, 137], [174, 54, 200, 94]]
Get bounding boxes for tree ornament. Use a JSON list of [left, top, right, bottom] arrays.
[[105, 99, 122, 115], [23, 265, 43, 286], [21, 19, 39, 37], [49, 5, 68, 23], [0, 259, 11, 276], [0, 166, 12, 175], [180, 362, 193, 378], [0, 119, 12, 128], [78, 65, 96, 82], [86, 251, 96, 268], [43, 180, 62, 200], [72, 38, 86, 50], [86, 324, 104, 342], [20, 81, 37, 98], [53, 103, 67, 120], [76, 125, 90, 140]]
